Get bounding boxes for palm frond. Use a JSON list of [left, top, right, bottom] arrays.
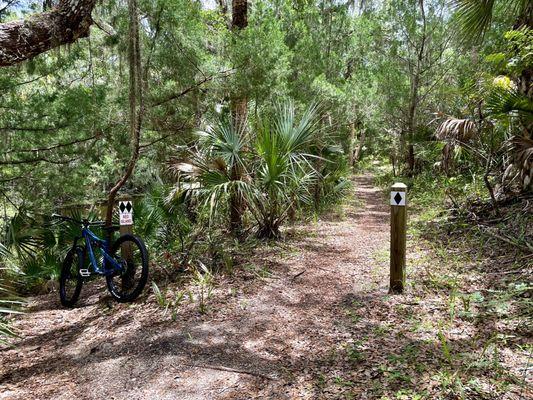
[[197, 116, 247, 171], [0, 266, 23, 346], [453, 0, 530, 42], [0, 242, 9, 258], [486, 88, 533, 119], [453, 0, 496, 42], [202, 179, 257, 224], [507, 136, 533, 190], [274, 100, 320, 154], [435, 118, 478, 142]]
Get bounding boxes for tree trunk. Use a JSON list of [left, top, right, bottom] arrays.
[[348, 122, 356, 168], [0, 0, 97, 66], [354, 130, 366, 164], [105, 0, 143, 228], [228, 0, 248, 237], [232, 0, 248, 30], [407, 143, 415, 175], [405, 0, 426, 175]]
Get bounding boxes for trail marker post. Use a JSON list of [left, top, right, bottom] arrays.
[[118, 200, 134, 287], [390, 182, 407, 294]]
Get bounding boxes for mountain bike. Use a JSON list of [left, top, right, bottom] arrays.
[[52, 214, 149, 307]]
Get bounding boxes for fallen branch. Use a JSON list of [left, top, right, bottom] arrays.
[[291, 270, 305, 281]]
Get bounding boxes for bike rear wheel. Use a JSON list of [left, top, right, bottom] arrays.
[[106, 234, 149, 303], [59, 246, 84, 307]]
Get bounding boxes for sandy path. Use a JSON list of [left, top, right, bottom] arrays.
[[0, 175, 391, 399]]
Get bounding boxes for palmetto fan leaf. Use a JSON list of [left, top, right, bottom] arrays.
[[0, 265, 23, 345], [201, 170, 231, 187], [486, 88, 533, 119], [274, 100, 320, 154], [252, 102, 322, 237], [453, 0, 531, 42], [201, 178, 257, 223], [0, 242, 8, 258], [178, 101, 322, 238], [197, 116, 247, 171], [256, 123, 284, 187], [3, 211, 49, 260], [453, 0, 496, 41]]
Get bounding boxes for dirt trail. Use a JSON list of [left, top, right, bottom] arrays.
[[0, 175, 392, 399]]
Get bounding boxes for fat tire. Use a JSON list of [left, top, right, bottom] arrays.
[[105, 234, 149, 303], [59, 246, 84, 307]]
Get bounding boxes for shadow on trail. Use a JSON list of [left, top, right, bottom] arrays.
[[3, 173, 439, 399]]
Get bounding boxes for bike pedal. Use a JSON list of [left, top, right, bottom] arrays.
[[79, 269, 90, 277]]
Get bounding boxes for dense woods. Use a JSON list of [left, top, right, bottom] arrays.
[[0, 0, 531, 399]]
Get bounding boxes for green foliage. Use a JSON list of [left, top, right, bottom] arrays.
[[178, 101, 332, 238], [252, 101, 321, 237], [0, 262, 23, 345], [486, 87, 533, 118], [0, 207, 101, 290], [151, 281, 185, 321], [133, 184, 192, 253], [192, 262, 214, 314]]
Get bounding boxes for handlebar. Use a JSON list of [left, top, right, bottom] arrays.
[[51, 214, 108, 227]]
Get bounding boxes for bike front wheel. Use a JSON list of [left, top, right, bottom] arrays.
[[106, 234, 149, 303], [59, 246, 84, 307]]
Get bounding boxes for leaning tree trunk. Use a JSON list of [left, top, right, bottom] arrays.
[[0, 0, 97, 66], [105, 0, 144, 227], [228, 0, 248, 237]]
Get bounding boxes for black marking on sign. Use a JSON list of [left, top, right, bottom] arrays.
[[119, 201, 132, 214], [390, 190, 406, 206], [394, 192, 403, 205]]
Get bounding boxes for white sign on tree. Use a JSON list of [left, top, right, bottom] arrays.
[[119, 200, 133, 226]]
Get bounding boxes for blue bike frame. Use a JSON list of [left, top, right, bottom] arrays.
[[82, 227, 123, 276]]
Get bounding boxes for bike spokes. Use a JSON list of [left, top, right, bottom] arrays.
[[106, 235, 148, 302]]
